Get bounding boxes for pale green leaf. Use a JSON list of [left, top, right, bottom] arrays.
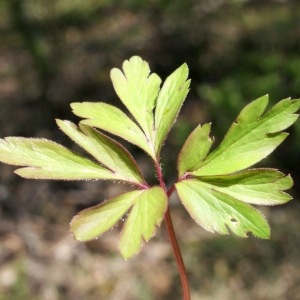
[[192, 96, 300, 176], [70, 190, 144, 241], [177, 123, 214, 177], [57, 120, 145, 185], [0, 137, 117, 180], [119, 186, 167, 259], [71, 102, 155, 159], [70, 186, 167, 259], [176, 179, 270, 238], [111, 56, 161, 143], [154, 63, 190, 153], [194, 169, 293, 205]]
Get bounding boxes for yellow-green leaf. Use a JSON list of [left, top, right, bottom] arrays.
[[0, 137, 116, 180], [70, 190, 144, 241], [176, 179, 270, 238], [111, 56, 161, 144], [70, 186, 167, 259], [57, 120, 145, 185], [193, 169, 293, 205], [119, 186, 167, 259], [192, 96, 300, 176], [154, 63, 190, 154], [71, 102, 155, 159], [177, 123, 214, 177]]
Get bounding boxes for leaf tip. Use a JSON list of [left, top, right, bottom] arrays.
[[70, 102, 80, 109], [55, 118, 66, 128], [129, 55, 143, 63], [110, 67, 123, 79]]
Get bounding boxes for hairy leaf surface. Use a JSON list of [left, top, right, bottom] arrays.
[[71, 102, 154, 158], [119, 186, 167, 259], [0, 137, 117, 180], [111, 56, 161, 143], [57, 120, 144, 184], [71, 187, 167, 259], [154, 63, 190, 153], [176, 179, 270, 238], [191, 96, 300, 176], [70, 190, 143, 241], [192, 169, 293, 205], [177, 123, 214, 177]]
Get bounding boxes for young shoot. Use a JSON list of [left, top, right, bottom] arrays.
[[0, 56, 299, 300]]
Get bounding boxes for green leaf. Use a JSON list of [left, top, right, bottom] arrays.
[[70, 187, 167, 259], [70, 189, 143, 241], [71, 59, 191, 159], [57, 120, 145, 185], [154, 63, 190, 153], [177, 123, 214, 177], [191, 96, 300, 176], [110, 56, 162, 143], [0, 137, 117, 180], [193, 169, 293, 205], [176, 179, 270, 238], [71, 102, 155, 159], [119, 186, 167, 259]]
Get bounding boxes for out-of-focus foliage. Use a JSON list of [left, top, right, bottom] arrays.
[[1, 0, 300, 299]]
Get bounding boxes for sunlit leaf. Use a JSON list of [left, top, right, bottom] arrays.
[[191, 96, 300, 176], [154, 63, 190, 153], [0, 137, 117, 180], [57, 120, 145, 185], [176, 179, 270, 238], [71, 186, 167, 259], [192, 169, 293, 205], [119, 186, 167, 259], [71, 102, 155, 159], [0, 55, 299, 262], [177, 123, 214, 177], [111, 56, 161, 143], [70, 190, 143, 241]]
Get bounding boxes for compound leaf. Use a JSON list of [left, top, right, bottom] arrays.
[[194, 169, 293, 205], [192, 96, 300, 176], [57, 120, 145, 185], [119, 186, 167, 259], [177, 123, 214, 177], [111, 56, 161, 143], [0, 56, 298, 259], [154, 63, 190, 153], [0, 137, 117, 180], [70, 186, 167, 259], [176, 179, 270, 238], [71, 102, 155, 159]]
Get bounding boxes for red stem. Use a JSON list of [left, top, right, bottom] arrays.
[[165, 205, 191, 300], [155, 162, 191, 300]]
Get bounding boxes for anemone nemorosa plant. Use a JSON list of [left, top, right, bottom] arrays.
[[0, 56, 299, 300]]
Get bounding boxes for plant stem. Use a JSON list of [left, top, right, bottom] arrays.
[[165, 205, 191, 300], [155, 162, 191, 300]]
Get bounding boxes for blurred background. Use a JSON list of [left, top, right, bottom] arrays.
[[0, 0, 300, 299]]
